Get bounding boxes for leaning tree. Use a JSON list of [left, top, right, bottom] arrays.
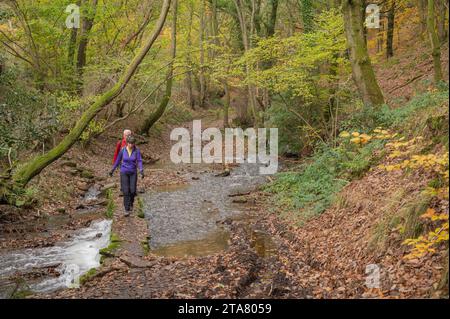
[[0, 0, 172, 204]]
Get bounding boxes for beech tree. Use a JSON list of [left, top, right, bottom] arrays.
[[342, 0, 384, 106]]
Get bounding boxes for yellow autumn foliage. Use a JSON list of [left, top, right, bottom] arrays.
[[378, 134, 449, 260], [403, 208, 449, 259]]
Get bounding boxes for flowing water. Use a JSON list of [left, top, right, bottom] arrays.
[[83, 184, 102, 202], [143, 163, 275, 257], [0, 219, 112, 297], [0, 162, 277, 297]]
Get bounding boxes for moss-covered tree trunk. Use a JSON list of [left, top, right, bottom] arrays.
[[342, 0, 384, 106], [76, 0, 98, 78], [427, 0, 444, 84], [67, 0, 81, 67], [7, 0, 172, 192], [140, 0, 178, 135]]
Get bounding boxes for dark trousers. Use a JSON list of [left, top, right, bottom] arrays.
[[120, 171, 137, 211]]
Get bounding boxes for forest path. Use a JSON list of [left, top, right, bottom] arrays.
[[31, 112, 297, 298]]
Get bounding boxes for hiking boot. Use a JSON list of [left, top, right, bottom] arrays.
[[124, 210, 130, 217]]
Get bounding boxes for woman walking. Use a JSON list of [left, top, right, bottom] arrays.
[[112, 129, 132, 164], [109, 135, 144, 216]]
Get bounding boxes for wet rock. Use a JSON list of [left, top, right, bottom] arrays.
[[217, 217, 233, 225], [229, 191, 251, 197], [215, 169, 230, 177], [77, 182, 90, 192], [119, 255, 156, 268], [0, 280, 17, 299], [83, 199, 107, 207]]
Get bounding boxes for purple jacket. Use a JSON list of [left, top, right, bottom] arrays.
[[111, 147, 144, 174]]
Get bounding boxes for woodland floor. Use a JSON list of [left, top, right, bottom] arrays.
[[0, 42, 448, 299]]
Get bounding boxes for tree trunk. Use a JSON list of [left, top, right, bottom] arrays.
[[67, 0, 81, 67], [211, 0, 220, 54], [121, 3, 153, 50], [436, 0, 448, 43], [417, 0, 428, 35], [300, 0, 313, 33], [198, 0, 207, 108], [68, 28, 78, 66], [185, 1, 195, 109], [342, 0, 384, 106], [234, 0, 259, 125], [361, 0, 367, 44], [427, 0, 444, 84], [8, 0, 172, 190], [140, 0, 178, 135], [211, 0, 229, 126], [259, 0, 278, 113], [267, 0, 279, 37], [115, 100, 126, 117], [223, 81, 230, 128], [386, 0, 396, 59], [76, 0, 98, 78], [0, 55, 4, 75]]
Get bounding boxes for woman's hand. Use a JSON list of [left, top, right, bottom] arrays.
[[108, 170, 114, 177]]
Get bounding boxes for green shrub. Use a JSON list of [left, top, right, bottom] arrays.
[[0, 70, 59, 161], [136, 197, 145, 218], [105, 189, 115, 219], [264, 138, 384, 222], [340, 86, 449, 133]]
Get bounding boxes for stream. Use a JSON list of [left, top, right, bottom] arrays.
[[144, 163, 275, 258], [0, 219, 111, 297], [0, 186, 111, 298], [0, 162, 277, 298]]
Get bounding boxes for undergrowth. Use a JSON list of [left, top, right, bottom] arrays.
[[265, 87, 449, 224]]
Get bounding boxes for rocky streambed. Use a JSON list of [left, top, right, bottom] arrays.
[[143, 162, 277, 258]]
